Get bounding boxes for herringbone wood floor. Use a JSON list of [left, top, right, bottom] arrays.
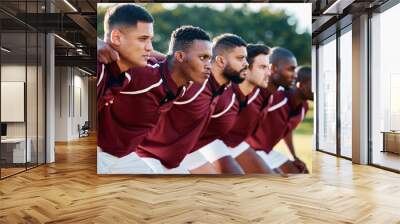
[[1, 135, 400, 224]]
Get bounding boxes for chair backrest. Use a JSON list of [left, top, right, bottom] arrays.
[[82, 121, 90, 129]]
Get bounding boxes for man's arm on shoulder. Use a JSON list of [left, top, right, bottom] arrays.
[[97, 38, 120, 64]]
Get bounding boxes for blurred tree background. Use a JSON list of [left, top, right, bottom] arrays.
[[97, 3, 311, 65]]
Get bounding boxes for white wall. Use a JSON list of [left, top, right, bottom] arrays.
[[54, 66, 89, 141], [74, 70, 89, 139], [55, 66, 69, 141]]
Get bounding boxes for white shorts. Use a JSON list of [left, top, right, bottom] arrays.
[[141, 157, 190, 174], [97, 147, 153, 174], [256, 150, 290, 169], [179, 150, 209, 171], [229, 142, 250, 158], [198, 140, 232, 163]]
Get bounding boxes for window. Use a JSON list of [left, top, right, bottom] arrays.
[[370, 2, 400, 171], [339, 27, 352, 158], [0, 0, 46, 179], [317, 35, 337, 154]]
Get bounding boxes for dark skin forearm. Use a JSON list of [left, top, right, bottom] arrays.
[[283, 131, 309, 173], [283, 131, 297, 160]]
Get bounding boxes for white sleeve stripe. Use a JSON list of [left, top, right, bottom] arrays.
[[247, 88, 260, 104], [173, 79, 208, 105], [268, 97, 288, 112], [301, 107, 305, 120], [125, 72, 132, 83], [211, 93, 236, 118], [97, 64, 105, 87], [147, 63, 160, 68], [120, 79, 163, 95], [180, 86, 187, 97]]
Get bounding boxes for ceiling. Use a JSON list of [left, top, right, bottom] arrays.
[[0, 0, 394, 74], [0, 0, 96, 75], [306, 0, 390, 43]]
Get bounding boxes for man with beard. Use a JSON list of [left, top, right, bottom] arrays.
[[135, 34, 249, 173], [96, 3, 213, 174], [180, 44, 271, 174], [219, 47, 298, 173], [246, 66, 312, 173]]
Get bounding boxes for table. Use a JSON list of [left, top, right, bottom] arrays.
[[381, 131, 400, 154], [1, 138, 31, 164]]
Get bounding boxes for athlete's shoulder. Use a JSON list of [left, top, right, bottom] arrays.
[[272, 89, 286, 103], [173, 79, 208, 105], [127, 57, 161, 74], [267, 90, 288, 112], [126, 58, 163, 84]]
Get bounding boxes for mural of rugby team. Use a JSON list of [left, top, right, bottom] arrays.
[[96, 3, 313, 174]]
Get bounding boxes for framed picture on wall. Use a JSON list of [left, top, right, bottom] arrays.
[[1, 81, 25, 122]]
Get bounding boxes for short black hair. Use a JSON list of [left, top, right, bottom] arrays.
[[212, 33, 247, 60], [246, 44, 270, 68], [168, 25, 211, 54], [270, 47, 296, 66], [104, 4, 153, 39], [296, 66, 311, 84]]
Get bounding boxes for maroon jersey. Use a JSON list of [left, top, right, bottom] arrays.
[[220, 87, 279, 148], [97, 59, 185, 158], [285, 100, 309, 135], [246, 90, 309, 153], [136, 75, 228, 168], [191, 84, 259, 151]]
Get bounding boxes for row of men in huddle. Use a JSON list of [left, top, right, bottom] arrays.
[[97, 3, 313, 174]]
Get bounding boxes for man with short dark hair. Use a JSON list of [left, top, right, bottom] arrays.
[[136, 33, 249, 173], [269, 47, 298, 90], [246, 66, 312, 173], [220, 47, 298, 173], [100, 3, 154, 68], [97, 3, 213, 174], [184, 44, 272, 174]]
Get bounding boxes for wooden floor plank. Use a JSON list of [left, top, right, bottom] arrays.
[[0, 135, 400, 223]]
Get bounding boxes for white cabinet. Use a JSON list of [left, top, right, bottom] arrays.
[[1, 138, 32, 163]]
